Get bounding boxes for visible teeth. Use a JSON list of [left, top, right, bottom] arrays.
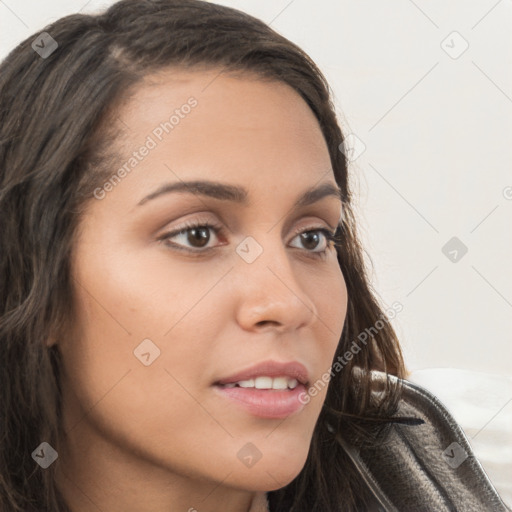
[[271, 377, 289, 390], [254, 376, 273, 389], [288, 378, 298, 389], [223, 376, 300, 390]]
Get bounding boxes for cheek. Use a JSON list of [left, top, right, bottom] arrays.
[[62, 245, 201, 423], [67, 242, 214, 379], [60, 276, 222, 474], [305, 265, 348, 402], [314, 263, 348, 350]]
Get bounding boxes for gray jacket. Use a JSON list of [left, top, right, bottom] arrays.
[[336, 372, 511, 511]]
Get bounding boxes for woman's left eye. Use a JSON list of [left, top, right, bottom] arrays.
[[288, 226, 338, 258], [158, 221, 338, 258]]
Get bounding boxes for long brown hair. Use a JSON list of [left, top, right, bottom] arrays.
[[0, 1, 406, 510]]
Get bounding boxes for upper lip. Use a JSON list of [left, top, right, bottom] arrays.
[[214, 360, 310, 387]]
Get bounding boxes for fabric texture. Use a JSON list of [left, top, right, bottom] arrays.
[[336, 370, 511, 512], [407, 367, 512, 508]]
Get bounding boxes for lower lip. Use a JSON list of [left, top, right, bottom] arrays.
[[214, 383, 308, 419]]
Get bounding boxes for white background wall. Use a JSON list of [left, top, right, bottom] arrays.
[[1, 1, 511, 494]]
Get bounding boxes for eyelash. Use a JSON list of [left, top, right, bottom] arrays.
[[158, 220, 341, 260]]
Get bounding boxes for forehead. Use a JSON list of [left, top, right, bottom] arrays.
[[118, 67, 329, 156], [124, 66, 314, 123], [98, 67, 335, 210]]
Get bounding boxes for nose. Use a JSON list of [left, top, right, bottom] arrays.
[[232, 235, 318, 333]]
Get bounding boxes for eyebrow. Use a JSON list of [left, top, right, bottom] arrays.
[[137, 179, 343, 209]]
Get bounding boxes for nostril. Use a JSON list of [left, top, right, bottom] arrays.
[[256, 320, 280, 328]]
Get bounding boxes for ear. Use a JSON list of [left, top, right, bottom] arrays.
[[45, 337, 58, 347], [45, 325, 61, 347]]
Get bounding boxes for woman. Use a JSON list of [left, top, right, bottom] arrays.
[[0, 1, 508, 511]]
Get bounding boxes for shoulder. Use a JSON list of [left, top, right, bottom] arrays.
[[340, 371, 510, 511]]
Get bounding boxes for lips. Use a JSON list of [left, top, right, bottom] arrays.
[[214, 384, 308, 419], [214, 360, 310, 387]]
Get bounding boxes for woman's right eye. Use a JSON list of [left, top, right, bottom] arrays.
[[159, 221, 224, 253]]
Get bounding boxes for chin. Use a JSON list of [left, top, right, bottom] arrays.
[[225, 452, 308, 492]]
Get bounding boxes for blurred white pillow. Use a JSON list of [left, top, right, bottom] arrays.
[[407, 368, 512, 508]]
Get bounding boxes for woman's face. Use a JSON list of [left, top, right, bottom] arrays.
[[57, 68, 348, 506]]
